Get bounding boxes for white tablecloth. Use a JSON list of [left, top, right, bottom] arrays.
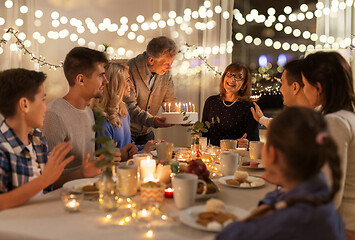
[[0, 169, 274, 240]]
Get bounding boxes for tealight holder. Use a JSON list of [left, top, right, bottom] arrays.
[[140, 182, 165, 204], [132, 200, 156, 224], [164, 187, 174, 198], [61, 188, 84, 213]]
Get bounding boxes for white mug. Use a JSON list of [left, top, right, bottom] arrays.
[[156, 142, 174, 161], [220, 139, 237, 150], [249, 141, 264, 160], [116, 165, 138, 197], [172, 173, 207, 209], [220, 152, 239, 176]]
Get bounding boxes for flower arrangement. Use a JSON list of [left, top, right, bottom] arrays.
[[187, 117, 220, 137]]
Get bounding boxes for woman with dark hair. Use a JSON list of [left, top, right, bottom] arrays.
[[301, 51, 355, 239], [202, 63, 259, 147], [217, 107, 345, 240]]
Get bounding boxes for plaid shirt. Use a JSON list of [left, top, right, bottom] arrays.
[[0, 120, 51, 193]]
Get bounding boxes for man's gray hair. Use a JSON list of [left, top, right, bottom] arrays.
[[146, 36, 178, 59]]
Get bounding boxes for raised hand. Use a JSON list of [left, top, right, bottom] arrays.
[[250, 102, 264, 122], [237, 133, 249, 148], [82, 153, 103, 178], [141, 140, 156, 153], [41, 142, 74, 185]]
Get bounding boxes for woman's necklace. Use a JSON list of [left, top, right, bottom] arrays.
[[222, 99, 238, 107]]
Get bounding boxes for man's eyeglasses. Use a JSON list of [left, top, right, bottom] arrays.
[[225, 72, 244, 82]]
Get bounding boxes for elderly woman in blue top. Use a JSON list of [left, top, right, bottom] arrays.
[[0, 69, 74, 210], [91, 62, 157, 161], [217, 107, 345, 240]]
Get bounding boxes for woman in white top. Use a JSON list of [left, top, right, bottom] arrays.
[[301, 51, 355, 239]]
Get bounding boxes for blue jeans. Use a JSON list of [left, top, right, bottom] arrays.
[[132, 131, 155, 145]]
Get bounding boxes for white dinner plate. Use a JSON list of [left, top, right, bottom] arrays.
[[62, 178, 99, 194], [180, 205, 249, 232], [218, 176, 265, 188]]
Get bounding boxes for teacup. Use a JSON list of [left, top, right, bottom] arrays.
[[172, 173, 207, 209], [156, 142, 174, 161], [249, 141, 264, 159], [220, 139, 237, 150], [220, 152, 239, 176]]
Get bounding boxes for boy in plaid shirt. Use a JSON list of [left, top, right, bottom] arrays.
[[0, 68, 74, 210]]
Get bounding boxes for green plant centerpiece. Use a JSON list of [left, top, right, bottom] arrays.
[[184, 116, 220, 195], [92, 108, 118, 212]]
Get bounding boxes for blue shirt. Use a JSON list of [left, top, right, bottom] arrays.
[[216, 173, 346, 240], [0, 120, 51, 193], [97, 114, 144, 151]]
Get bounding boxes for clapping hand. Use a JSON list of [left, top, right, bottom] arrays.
[[41, 142, 74, 185], [82, 153, 103, 178], [250, 102, 264, 122]]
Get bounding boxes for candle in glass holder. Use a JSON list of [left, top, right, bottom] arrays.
[[61, 189, 83, 213], [66, 199, 80, 212], [140, 156, 156, 182], [164, 187, 174, 198], [137, 208, 152, 219]]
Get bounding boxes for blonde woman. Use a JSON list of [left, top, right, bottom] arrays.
[[91, 62, 156, 161]]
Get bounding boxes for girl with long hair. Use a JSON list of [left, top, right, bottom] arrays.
[[217, 107, 345, 240]]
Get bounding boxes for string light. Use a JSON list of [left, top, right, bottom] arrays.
[[1, 28, 63, 69], [183, 42, 280, 96]]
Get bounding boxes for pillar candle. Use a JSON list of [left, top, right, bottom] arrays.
[[140, 156, 156, 182]]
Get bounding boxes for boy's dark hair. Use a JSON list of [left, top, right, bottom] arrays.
[[63, 47, 108, 86], [0, 68, 46, 118]]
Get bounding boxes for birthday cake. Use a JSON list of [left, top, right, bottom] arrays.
[[161, 112, 198, 125]]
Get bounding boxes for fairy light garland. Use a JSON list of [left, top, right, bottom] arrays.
[[1, 27, 63, 69], [184, 42, 281, 97], [184, 43, 223, 76]]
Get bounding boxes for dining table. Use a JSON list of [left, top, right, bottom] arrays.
[[0, 167, 275, 240]]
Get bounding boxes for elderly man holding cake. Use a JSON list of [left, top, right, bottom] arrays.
[[124, 36, 178, 145]]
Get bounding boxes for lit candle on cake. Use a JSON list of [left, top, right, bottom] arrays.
[[164, 102, 166, 112], [175, 102, 178, 112], [193, 104, 195, 112], [168, 102, 171, 112], [189, 102, 192, 112], [140, 156, 156, 182], [178, 102, 181, 113]]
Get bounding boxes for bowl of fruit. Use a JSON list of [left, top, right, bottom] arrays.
[[185, 159, 220, 199]]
